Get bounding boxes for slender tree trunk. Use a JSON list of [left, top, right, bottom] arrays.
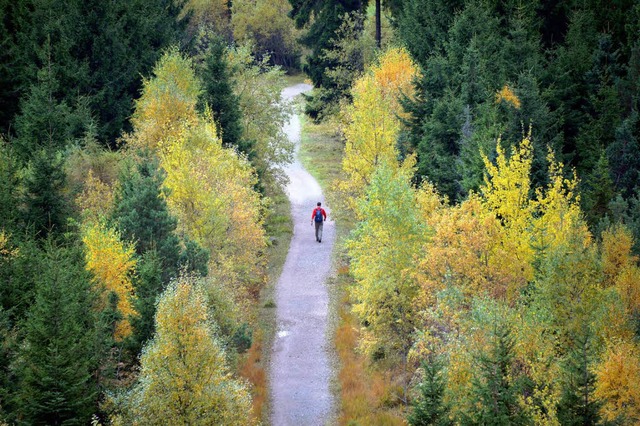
[[375, 0, 381, 48]]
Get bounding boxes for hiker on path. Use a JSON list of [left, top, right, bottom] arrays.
[[311, 202, 327, 242]]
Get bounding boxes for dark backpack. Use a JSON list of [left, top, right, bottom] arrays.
[[314, 208, 323, 222]]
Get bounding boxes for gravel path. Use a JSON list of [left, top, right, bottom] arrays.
[[269, 83, 336, 425]]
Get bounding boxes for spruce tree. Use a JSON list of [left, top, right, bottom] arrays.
[[21, 149, 68, 239], [13, 241, 99, 425], [200, 37, 247, 156], [112, 154, 180, 283], [465, 324, 530, 426], [408, 358, 453, 426], [0, 141, 19, 232], [556, 328, 602, 426], [128, 249, 163, 355]]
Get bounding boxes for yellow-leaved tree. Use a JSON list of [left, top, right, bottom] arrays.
[[121, 277, 253, 425], [129, 48, 201, 151], [160, 113, 265, 291], [595, 340, 640, 423], [339, 46, 419, 213], [130, 48, 266, 297], [82, 221, 137, 341], [347, 160, 426, 361]]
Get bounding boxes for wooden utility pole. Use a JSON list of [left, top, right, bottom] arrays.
[[375, 0, 381, 48]]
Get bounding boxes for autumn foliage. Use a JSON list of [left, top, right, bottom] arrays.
[[340, 54, 640, 421]]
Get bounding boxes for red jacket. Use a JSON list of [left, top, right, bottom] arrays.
[[311, 207, 327, 222]]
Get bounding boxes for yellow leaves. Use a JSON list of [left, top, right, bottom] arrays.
[[77, 170, 115, 223], [482, 136, 533, 230], [82, 221, 137, 341], [128, 47, 267, 294], [601, 225, 640, 317], [160, 115, 266, 292], [339, 47, 419, 213], [534, 148, 588, 254], [130, 277, 253, 425], [131, 49, 201, 151], [495, 84, 521, 109], [369, 47, 419, 118], [595, 340, 640, 423], [0, 231, 18, 258]]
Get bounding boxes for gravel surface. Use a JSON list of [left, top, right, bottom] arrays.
[[269, 83, 336, 425]]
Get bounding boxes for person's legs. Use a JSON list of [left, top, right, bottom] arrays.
[[315, 221, 323, 242]]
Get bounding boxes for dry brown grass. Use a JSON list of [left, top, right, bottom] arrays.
[[239, 331, 267, 423], [336, 299, 406, 425]]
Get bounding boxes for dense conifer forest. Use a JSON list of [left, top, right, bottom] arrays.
[[1, 0, 639, 424]]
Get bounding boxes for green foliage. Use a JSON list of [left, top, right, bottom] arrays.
[[1, 0, 182, 146], [393, 0, 639, 218], [557, 328, 602, 426], [289, 0, 367, 118], [347, 162, 425, 360], [231, 0, 301, 69], [178, 237, 210, 277], [465, 323, 530, 426], [112, 154, 180, 283], [228, 44, 292, 187], [129, 250, 164, 355], [0, 141, 19, 231], [13, 241, 100, 425], [199, 37, 247, 155], [21, 149, 69, 239], [408, 358, 453, 426]]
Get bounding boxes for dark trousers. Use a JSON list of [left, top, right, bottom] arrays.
[[315, 221, 323, 241]]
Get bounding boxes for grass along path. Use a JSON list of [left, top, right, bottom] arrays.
[[298, 116, 406, 425]]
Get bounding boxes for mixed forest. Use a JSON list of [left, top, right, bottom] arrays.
[[1, 0, 640, 424]]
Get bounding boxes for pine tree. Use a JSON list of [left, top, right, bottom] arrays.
[[13, 41, 92, 165], [76, 0, 184, 146], [112, 154, 180, 283], [557, 328, 602, 426], [409, 358, 453, 426], [13, 241, 100, 425]]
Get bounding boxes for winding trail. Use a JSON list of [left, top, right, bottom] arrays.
[[270, 84, 336, 425]]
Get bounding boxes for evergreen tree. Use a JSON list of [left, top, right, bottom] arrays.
[[13, 241, 100, 425], [607, 112, 640, 198], [465, 324, 530, 426], [0, 141, 19, 231], [289, 0, 366, 118], [582, 151, 615, 227], [395, 0, 462, 69], [112, 154, 180, 283], [408, 357, 453, 426], [21, 149, 68, 239], [0, 0, 20, 135], [199, 37, 247, 156], [13, 42, 92, 165], [76, 0, 184, 145], [556, 328, 602, 426], [129, 249, 163, 355]]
